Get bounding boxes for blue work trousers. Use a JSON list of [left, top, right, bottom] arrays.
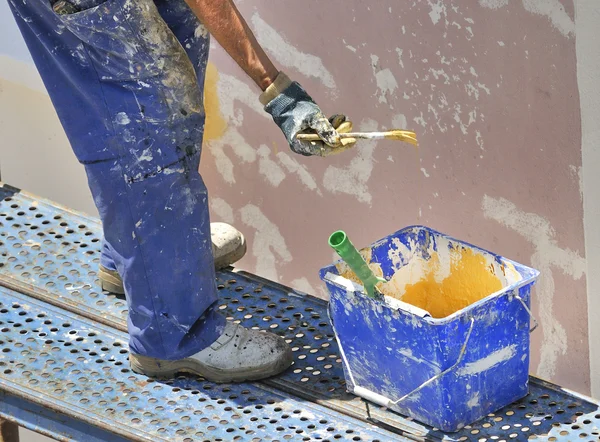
[[7, 0, 226, 360]]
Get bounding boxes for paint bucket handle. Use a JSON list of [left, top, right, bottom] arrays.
[[347, 317, 476, 410], [386, 317, 475, 407], [510, 294, 538, 333], [341, 294, 536, 411]]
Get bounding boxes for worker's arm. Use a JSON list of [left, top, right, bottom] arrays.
[[185, 0, 352, 156], [184, 0, 276, 91]]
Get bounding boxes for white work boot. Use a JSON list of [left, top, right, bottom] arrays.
[[210, 222, 247, 270], [129, 322, 294, 382], [98, 222, 246, 295]]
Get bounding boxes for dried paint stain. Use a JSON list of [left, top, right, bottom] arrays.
[[203, 62, 227, 141]]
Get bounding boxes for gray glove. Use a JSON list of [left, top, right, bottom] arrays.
[[261, 72, 343, 156]]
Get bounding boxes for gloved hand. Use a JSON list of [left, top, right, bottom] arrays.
[[260, 72, 353, 156]]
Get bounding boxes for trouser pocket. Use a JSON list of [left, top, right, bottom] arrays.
[[53, 0, 206, 180]]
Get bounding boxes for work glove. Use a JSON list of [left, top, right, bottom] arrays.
[[260, 72, 354, 157]]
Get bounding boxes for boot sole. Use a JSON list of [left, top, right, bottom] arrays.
[[98, 235, 247, 294], [129, 350, 293, 384]]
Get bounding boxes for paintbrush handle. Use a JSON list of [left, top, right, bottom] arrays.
[[296, 129, 418, 146]]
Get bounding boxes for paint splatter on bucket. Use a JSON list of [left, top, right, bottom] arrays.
[[320, 225, 539, 432]]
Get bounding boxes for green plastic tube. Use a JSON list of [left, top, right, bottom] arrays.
[[328, 230, 386, 298]]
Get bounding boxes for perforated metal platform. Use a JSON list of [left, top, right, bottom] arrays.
[[1, 182, 599, 442], [0, 285, 401, 441]]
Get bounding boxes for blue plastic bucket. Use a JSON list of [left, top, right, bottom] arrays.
[[319, 226, 539, 432]]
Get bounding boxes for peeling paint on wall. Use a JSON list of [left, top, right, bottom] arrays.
[[482, 195, 586, 379], [323, 119, 379, 205], [251, 13, 337, 92], [276, 152, 322, 195], [521, 0, 575, 37], [371, 55, 399, 106], [479, 0, 574, 37], [240, 204, 292, 282], [478, 0, 509, 10], [209, 197, 234, 224], [290, 277, 316, 295]]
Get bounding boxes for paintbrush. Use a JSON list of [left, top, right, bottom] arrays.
[[296, 129, 418, 146]]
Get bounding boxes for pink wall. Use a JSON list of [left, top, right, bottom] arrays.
[[202, 1, 587, 393]]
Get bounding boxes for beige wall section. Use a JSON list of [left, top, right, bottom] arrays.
[[576, 0, 600, 397], [0, 57, 97, 217], [0, 0, 594, 409]]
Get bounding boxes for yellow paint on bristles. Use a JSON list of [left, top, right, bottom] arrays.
[[384, 129, 418, 146]]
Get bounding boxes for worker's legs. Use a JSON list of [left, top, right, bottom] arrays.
[[85, 152, 226, 360], [97, 0, 214, 281], [9, 0, 293, 380], [7, 0, 225, 360]]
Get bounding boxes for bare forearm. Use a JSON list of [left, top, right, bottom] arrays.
[[185, 0, 278, 90]]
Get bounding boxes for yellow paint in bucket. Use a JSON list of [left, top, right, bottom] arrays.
[[335, 245, 504, 318], [383, 248, 502, 318]]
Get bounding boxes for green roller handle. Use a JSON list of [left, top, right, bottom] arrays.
[[328, 230, 386, 298]]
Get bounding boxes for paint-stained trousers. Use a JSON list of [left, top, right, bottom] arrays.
[[7, 0, 226, 360]]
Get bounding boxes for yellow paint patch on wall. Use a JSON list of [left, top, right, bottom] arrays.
[[203, 62, 227, 141], [384, 248, 502, 318]]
